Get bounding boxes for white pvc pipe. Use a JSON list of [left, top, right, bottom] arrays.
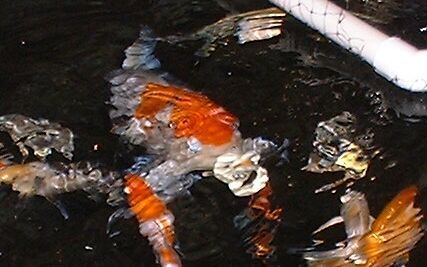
[[270, 0, 427, 92]]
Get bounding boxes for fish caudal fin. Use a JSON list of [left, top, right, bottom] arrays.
[[163, 7, 286, 57], [235, 7, 286, 44], [361, 186, 424, 266], [303, 186, 424, 267]]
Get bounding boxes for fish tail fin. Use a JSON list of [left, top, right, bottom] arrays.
[[163, 7, 286, 57], [361, 186, 424, 265], [235, 7, 286, 44]]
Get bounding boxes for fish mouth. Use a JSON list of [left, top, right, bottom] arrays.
[[213, 150, 270, 196], [228, 166, 269, 197]]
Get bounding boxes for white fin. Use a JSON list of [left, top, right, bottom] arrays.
[[313, 216, 344, 235]]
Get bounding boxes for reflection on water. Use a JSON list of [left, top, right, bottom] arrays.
[[234, 183, 283, 263], [0, 0, 427, 266]]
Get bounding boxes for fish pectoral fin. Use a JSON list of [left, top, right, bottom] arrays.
[[313, 216, 345, 235], [106, 207, 134, 237], [47, 197, 70, 220]]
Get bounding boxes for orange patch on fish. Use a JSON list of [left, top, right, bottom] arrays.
[[135, 83, 238, 146], [125, 174, 167, 221], [125, 174, 180, 266]]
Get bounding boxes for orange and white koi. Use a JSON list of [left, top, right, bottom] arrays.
[[125, 174, 181, 267], [108, 26, 278, 198], [106, 24, 285, 267], [304, 186, 424, 266]]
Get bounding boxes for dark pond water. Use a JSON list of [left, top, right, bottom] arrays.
[[0, 0, 426, 266]]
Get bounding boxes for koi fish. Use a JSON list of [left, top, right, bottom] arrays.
[[304, 186, 424, 266], [107, 18, 285, 267], [124, 174, 181, 267], [0, 160, 119, 218], [108, 26, 277, 198], [303, 112, 379, 193], [0, 116, 120, 218]]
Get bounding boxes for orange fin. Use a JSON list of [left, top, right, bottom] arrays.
[[372, 185, 419, 232], [362, 186, 424, 266]]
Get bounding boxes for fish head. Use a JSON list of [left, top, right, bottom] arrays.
[[213, 150, 269, 196]]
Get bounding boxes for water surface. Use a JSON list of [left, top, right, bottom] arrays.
[[0, 0, 426, 266]]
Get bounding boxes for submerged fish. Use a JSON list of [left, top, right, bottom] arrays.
[[124, 174, 181, 267], [0, 160, 119, 218], [0, 116, 119, 218], [303, 112, 379, 193], [304, 186, 424, 266], [109, 26, 277, 199], [107, 14, 286, 265], [0, 114, 74, 160]]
